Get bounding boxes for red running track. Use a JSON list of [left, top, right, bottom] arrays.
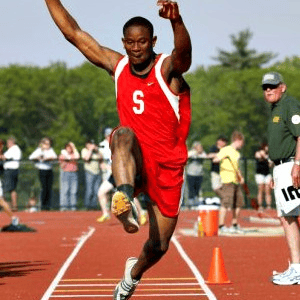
[[0, 209, 299, 299]]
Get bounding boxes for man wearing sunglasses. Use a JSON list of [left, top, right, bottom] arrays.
[[262, 72, 300, 285]]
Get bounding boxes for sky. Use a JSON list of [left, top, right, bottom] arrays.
[[1, 0, 300, 72]]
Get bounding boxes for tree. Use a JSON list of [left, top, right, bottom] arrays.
[[213, 29, 277, 69]]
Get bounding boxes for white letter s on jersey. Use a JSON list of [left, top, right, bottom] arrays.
[[133, 90, 145, 114]]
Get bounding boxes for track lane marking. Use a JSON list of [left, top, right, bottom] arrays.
[[61, 277, 196, 281], [54, 288, 203, 292], [50, 294, 208, 298], [58, 283, 200, 287], [41, 227, 96, 300], [171, 235, 217, 300]]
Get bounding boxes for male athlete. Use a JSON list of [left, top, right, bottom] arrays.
[[45, 1, 191, 298]]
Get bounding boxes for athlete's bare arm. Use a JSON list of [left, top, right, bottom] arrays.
[[158, 1, 192, 84], [45, 0, 122, 75]]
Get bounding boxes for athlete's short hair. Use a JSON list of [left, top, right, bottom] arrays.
[[123, 16, 154, 38]]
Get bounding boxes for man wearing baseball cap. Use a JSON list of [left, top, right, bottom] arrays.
[[262, 71, 300, 285]]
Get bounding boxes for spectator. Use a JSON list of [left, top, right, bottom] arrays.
[[213, 131, 245, 234], [207, 135, 228, 197], [59, 142, 80, 211], [261, 71, 300, 285], [99, 127, 113, 182], [254, 142, 273, 211], [29, 137, 57, 210], [97, 128, 113, 221], [0, 137, 22, 211], [0, 139, 19, 225], [81, 139, 102, 209], [185, 141, 206, 208]]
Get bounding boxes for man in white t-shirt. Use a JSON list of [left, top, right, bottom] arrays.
[[0, 137, 22, 211]]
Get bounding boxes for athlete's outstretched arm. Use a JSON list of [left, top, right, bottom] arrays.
[[158, 0, 192, 74], [44, 0, 122, 74]]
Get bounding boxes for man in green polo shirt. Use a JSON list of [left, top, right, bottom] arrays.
[[263, 71, 300, 285]]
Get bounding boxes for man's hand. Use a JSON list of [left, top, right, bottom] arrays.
[[292, 164, 300, 189], [157, 0, 180, 20]]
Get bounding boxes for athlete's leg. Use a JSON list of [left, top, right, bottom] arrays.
[[130, 201, 178, 280], [110, 127, 143, 233], [111, 127, 143, 187]]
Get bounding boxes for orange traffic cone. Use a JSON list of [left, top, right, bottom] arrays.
[[206, 247, 231, 284]]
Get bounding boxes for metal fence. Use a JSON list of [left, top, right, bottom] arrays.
[[2, 158, 270, 211]]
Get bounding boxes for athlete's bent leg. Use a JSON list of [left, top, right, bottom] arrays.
[[111, 127, 143, 187], [110, 127, 143, 233]]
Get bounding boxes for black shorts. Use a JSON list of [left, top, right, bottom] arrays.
[[108, 173, 115, 186], [4, 169, 19, 193]]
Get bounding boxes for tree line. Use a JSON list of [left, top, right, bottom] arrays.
[[1, 29, 300, 158]]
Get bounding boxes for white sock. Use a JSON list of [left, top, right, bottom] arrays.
[[291, 263, 300, 272]]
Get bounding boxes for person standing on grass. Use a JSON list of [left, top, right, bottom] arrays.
[[261, 71, 300, 285], [45, 1, 191, 299]]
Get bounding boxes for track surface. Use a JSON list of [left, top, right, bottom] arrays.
[[0, 209, 299, 299]]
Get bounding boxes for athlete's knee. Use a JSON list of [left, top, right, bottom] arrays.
[[111, 127, 135, 150]]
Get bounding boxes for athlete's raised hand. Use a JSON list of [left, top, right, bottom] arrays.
[[157, 0, 180, 20]]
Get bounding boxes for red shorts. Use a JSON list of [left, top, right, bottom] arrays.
[[140, 153, 185, 218]]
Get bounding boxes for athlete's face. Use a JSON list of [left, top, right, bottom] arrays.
[[263, 83, 287, 104], [122, 25, 157, 67]]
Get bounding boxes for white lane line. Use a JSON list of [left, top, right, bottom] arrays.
[[41, 227, 96, 300], [50, 294, 206, 298], [171, 235, 217, 300], [57, 283, 200, 287]]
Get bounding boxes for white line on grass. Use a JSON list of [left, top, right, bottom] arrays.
[[41, 227, 96, 300], [171, 235, 217, 300]]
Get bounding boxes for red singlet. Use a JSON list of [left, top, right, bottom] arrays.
[[114, 54, 191, 217]]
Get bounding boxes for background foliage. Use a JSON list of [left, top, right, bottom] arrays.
[[0, 30, 300, 158]]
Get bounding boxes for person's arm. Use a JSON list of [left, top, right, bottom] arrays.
[[292, 136, 300, 188], [69, 143, 80, 160], [158, 0, 192, 76], [236, 166, 245, 184], [44, 0, 122, 75], [81, 147, 93, 161], [43, 148, 57, 161], [29, 148, 41, 160], [255, 149, 268, 160]]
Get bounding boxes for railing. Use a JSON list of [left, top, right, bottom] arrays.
[[2, 158, 269, 211]]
